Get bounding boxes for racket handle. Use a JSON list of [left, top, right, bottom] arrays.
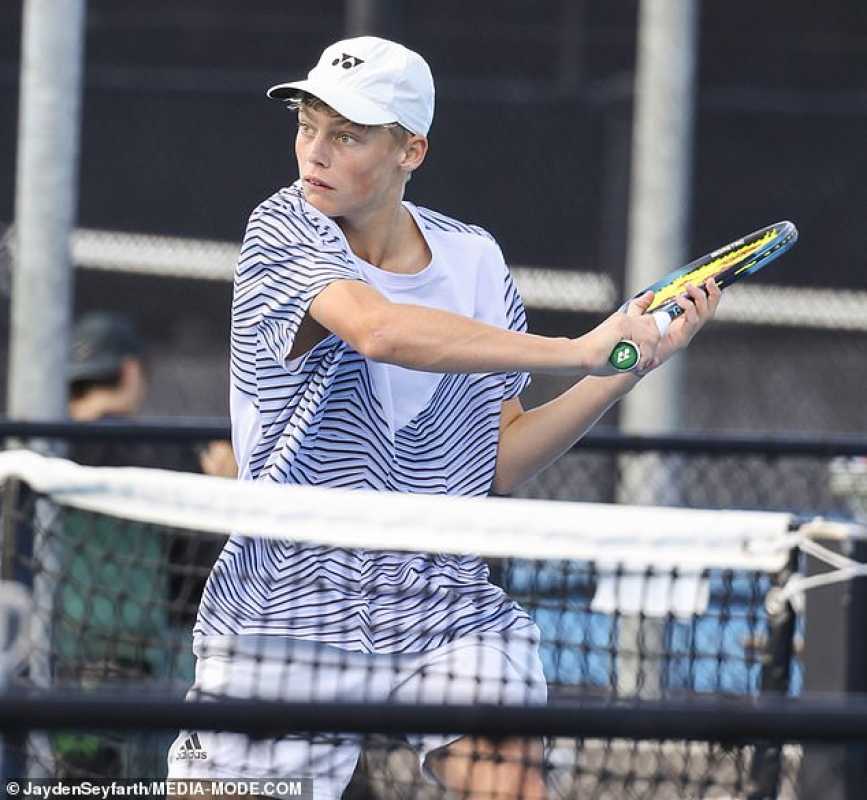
[[608, 310, 673, 372]]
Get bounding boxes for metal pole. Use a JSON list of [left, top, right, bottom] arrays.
[[616, 0, 699, 699], [345, 0, 401, 38], [620, 0, 699, 436], [8, 0, 87, 426], [799, 532, 867, 799], [746, 549, 798, 800]]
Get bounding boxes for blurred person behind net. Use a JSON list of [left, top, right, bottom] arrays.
[[54, 312, 233, 780], [67, 311, 237, 476]]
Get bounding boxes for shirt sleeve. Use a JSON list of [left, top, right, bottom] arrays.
[[501, 261, 532, 400], [231, 203, 364, 378]]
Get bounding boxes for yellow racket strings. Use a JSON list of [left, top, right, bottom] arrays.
[[648, 228, 779, 311]]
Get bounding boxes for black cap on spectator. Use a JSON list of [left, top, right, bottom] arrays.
[[68, 312, 143, 383]]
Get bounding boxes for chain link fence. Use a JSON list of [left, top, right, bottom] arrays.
[[516, 447, 866, 519], [2, 2, 867, 428], [3, 223, 867, 432], [2, 433, 865, 798]]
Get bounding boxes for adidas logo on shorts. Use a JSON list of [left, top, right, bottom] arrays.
[[176, 732, 207, 760]]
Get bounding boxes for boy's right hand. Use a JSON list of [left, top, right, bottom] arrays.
[[578, 291, 663, 376]]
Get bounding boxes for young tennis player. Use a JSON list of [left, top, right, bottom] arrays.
[[168, 36, 720, 799]]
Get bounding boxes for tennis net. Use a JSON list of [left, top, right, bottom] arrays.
[[0, 449, 864, 799]]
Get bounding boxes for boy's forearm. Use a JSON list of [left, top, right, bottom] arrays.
[[365, 301, 589, 376], [492, 374, 640, 494]]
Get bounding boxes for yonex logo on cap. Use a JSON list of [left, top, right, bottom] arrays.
[[266, 36, 435, 135], [332, 53, 364, 70]]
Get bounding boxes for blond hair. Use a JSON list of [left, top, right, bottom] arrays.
[[287, 91, 412, 145]]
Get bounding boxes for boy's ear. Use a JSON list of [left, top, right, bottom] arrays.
[[401, 136, 428, 169]]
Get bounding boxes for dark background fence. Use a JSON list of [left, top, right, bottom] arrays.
[[1, 0, 866, 433]]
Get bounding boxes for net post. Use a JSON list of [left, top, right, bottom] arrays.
[[0, 478, 55, 781], [0, 478, 30, 784], [799, 526, 867, 800], [745, 547, 799, 800], [1, 478, 30, 585]]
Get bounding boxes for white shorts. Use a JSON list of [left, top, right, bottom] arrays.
[[167, 630, 547, 799]]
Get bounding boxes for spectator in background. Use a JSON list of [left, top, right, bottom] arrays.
[[59, 312, 166, 779], [68, 310, 148, 433], [67, 311, 237, 477], [55, 312, 235, 781]]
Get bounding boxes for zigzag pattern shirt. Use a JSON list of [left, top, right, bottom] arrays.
[[194, 182, 537, 653]]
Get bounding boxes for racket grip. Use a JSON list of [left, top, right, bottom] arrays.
[[607, 310, 673, 372]]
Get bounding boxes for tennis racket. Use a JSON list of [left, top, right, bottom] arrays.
[[609, 220, 799, 371]]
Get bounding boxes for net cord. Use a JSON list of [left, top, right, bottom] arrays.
[[767, 534, 867, 615], [0, 450, 797, 572]]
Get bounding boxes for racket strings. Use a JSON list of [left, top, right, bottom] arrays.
[[734, 228, 798, 278], [648, 225, 792, 311]]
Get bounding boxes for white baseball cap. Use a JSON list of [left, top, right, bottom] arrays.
[[266, 36, 435, 136]]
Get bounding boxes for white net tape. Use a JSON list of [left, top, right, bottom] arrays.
[[0, 449, 796, 572]]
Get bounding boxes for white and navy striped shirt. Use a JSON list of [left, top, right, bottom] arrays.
[[195, 182, 537, 653]]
